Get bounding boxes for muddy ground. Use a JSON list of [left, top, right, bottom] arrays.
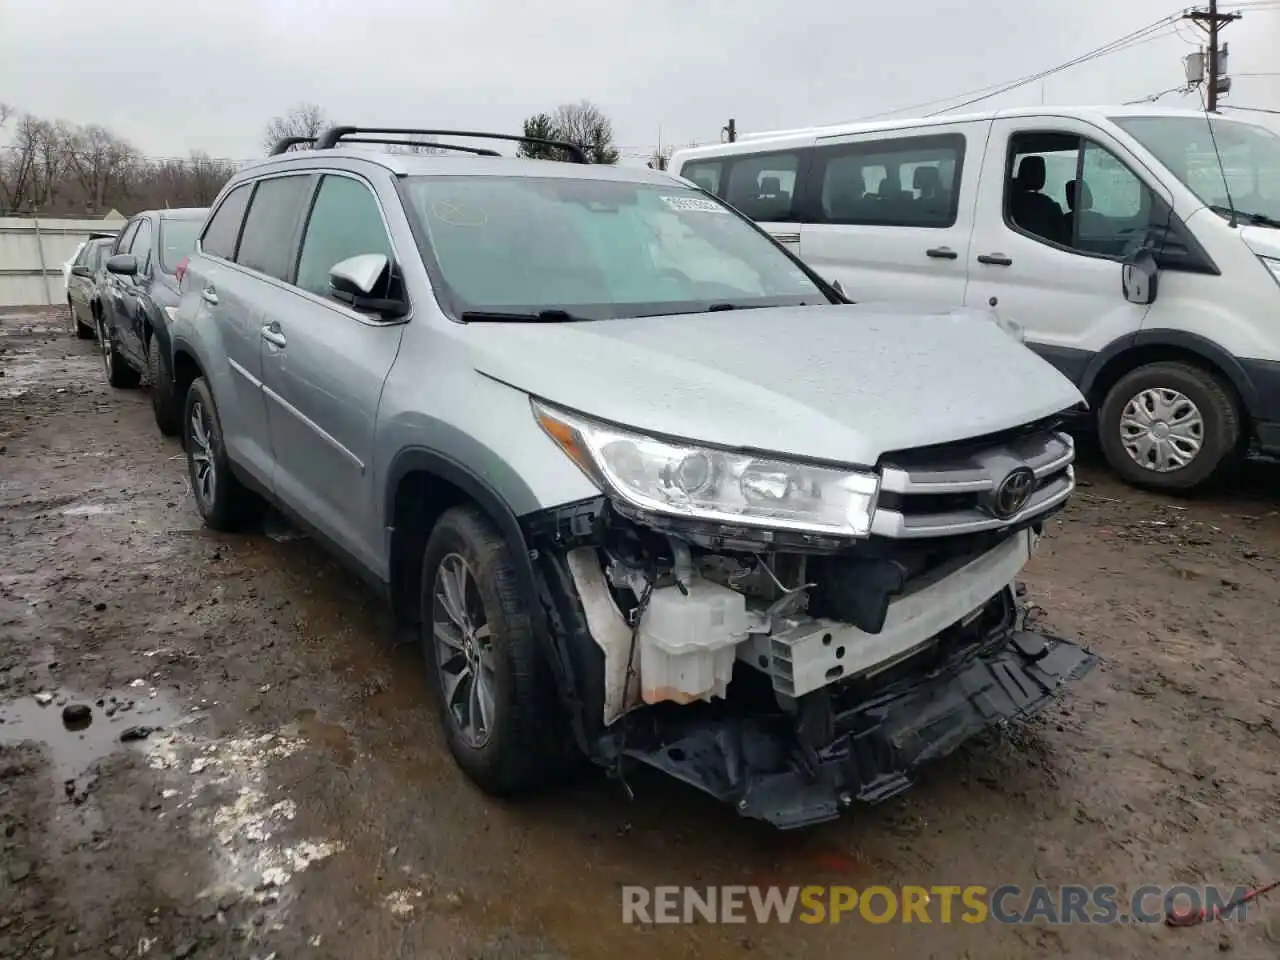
[[1, 305, 1279, 959]]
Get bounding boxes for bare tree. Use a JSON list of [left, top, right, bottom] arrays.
[[262, 102, 330, 153], [550, 101, 620, 164], [0, 107, 237, 216]]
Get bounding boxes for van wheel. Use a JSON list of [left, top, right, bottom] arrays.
[[182, 376, 264, 531], [420, 505, 559, 796], [1098, 361, 1239, 492], [148, 343, 181, 437]]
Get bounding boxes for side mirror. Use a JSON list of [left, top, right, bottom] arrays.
[[71, 265, 92, 278], [106, 253, 138, 277], [329, 254, 407, 318], [1121, 248, 1158, 305]]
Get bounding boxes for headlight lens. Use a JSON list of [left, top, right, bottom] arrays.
[[533, 401, 880, 537], [1261, 256, 1280, 287]]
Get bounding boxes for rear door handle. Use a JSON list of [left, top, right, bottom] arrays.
[[201, 286, 218, 305], [926, 246, 958, 260], [976, 253, 1013, 266], [261, 326, 287, 349]]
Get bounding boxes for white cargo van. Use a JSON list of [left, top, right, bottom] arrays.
[[670, 106, 1280, 492]]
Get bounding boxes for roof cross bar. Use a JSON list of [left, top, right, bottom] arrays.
[[312, 126, 591, 163]]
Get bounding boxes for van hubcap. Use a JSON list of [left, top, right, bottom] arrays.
[[1120, 387, 1204, 473], [432, 553, 495, 748]]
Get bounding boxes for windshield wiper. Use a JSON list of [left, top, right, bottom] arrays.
[[1208, 204, 1280, 229], [459, 309, 594, 323]]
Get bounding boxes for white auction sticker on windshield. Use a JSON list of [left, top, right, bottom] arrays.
[[660, 195, 728, 213]]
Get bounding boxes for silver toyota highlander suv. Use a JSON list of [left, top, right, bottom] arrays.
[[166, 124, 1097, 829]]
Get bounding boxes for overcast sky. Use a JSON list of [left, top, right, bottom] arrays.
[[2, 0, 1277, 164]]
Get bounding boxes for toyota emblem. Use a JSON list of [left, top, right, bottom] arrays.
[[990, 467, 1036, 520]]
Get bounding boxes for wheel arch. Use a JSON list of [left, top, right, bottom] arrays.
[[384, 446, 544, 635], [1081, 330, 1256, 425], [170, 337, 205, 418]]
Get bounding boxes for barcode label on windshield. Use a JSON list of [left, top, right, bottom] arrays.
[[660, 195, 728, 214]]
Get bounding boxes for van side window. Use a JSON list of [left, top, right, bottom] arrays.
[[1006, 132, 1158, 259], [814, 134, 965, 227], [201, 183, 252, 261], [681, 161, 723, 195], [236, 176, 314, 281], [725, 152, 800, 221]]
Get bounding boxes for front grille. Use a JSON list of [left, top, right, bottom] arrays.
[[870, 425, 1074, 539]]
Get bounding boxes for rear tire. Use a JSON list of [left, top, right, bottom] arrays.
[[420, 505, 561, 796], [148, 343, 181, 436], [182, 376, 264, 531], [1098, 361, 1239, 492]]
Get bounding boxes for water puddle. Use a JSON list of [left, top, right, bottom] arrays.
[[0, 687, 183, 784]]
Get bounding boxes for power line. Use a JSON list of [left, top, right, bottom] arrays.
[[849, 12, 1184, 122]]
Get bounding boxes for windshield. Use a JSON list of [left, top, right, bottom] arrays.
[[401, 175, 830, 320], [159, 219, 203, 273], [1114, 115, 1280, 225]]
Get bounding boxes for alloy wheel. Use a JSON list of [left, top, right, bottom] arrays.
[[188, 400, 217, 507], [432, 553, 497, 748]]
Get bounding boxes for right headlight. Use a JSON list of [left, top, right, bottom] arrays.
[[533, 400, 880, 538]]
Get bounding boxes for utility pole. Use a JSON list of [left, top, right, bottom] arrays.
[[721, 118, 736, 143], [1183, 0, 1241, 111]]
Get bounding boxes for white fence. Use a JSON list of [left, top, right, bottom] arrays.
[[0, 214, 127, 308]]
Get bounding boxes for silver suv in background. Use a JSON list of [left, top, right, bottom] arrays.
[[166, 125, 1097, 829]]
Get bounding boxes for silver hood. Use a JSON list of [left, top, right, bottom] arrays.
[[464, 303, 1084, 467]]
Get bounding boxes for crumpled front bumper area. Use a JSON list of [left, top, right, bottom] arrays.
[[622, 631, 1098, 830]]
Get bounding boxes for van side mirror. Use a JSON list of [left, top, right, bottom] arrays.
[[106, 253, 138, 277], [1121, 249, 1158, 305], [329, 254, 407, 319]]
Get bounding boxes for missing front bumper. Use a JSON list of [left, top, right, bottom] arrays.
[[621, 631, 1097, 830]]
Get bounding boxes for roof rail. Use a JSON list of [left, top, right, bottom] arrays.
[[269, 136, 317, 155], [312, 126, 591, 163], [343, 137, 501, 157]]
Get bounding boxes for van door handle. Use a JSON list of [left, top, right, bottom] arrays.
[[976, 253, 1013, 266], [261, 326, 287, 349], [201, 286, 218, 305], [926, 246, 958, 259]]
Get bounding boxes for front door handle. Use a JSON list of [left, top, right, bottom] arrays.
[[201, 286, 218, 305], [926, 246, 958, 260], [976, 253, 1013, 266], [261, 326, 287, 349]]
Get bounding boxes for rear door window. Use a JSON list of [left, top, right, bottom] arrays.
[[235, 175, 314, 281], [815, 134, 966, 227], [201, 183, 252, 261]]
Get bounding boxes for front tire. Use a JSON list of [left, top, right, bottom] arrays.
[[1098, 361, 1240, 492], [420, 505, 560, 796], [182, 376, 264, 531], [98, 315, 141, 389], [148, 343, 181, 436]]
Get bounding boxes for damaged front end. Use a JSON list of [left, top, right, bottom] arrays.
[[522, 410, 1098, 830]]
